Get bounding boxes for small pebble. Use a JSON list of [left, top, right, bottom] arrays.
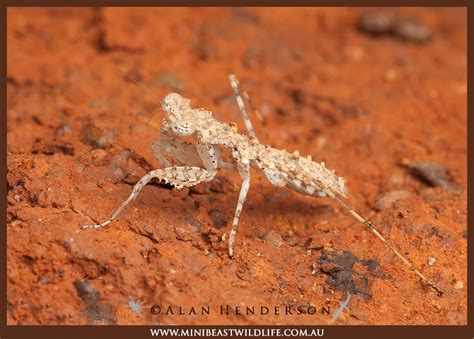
[[427, 257, 436, 266], [358, 12, 432, 43], [39, 142, 75, 156], [454, 281, 463, 289], [80, 123, 115, 149], [262, 230, 283, 248], [277, 276, 287, 289], [393, 17, 432, 43], [402, 160, 462, 191], [55, 123, 73, 135], [358, 11, 396, 35]]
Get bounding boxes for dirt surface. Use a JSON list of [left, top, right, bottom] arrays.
[[7, 7, 467, 325]]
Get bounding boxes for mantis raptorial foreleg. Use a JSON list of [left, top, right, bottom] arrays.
[[152, 139, 204, 168], [81, 166, 214, 230]]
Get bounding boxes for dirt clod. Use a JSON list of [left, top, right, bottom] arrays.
[[33, 140, 75, 156], [402, 160, 462, 191], [317, 249, 389, 299], [207, 208, 228, 229], [73, 280, 116, 325], [262, 230, 284, 248], [80, 123, 115, 149], [73, 280, 100, 305]]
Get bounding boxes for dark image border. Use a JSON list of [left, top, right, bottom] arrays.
[[1, 2, 471, 338]]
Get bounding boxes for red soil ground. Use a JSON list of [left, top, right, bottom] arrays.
[[7, 7, 467, 325]]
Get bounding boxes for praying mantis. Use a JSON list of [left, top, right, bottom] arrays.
[[81, 74, 442, 295]]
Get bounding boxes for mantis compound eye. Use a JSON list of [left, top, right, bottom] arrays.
[[162, 93, 190, 114], [162, 93, 180, 113]]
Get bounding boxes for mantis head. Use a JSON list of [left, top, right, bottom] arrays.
[[162, 93, 197, 136]]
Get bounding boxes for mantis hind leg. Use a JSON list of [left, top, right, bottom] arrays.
[[228, 162, 251, 258]]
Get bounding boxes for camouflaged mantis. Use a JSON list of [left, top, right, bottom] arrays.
[[81, 74, 442, 295]]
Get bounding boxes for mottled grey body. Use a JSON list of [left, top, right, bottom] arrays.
[[196, 116, 347, 197]]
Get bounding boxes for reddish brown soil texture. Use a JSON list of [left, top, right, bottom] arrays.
[[7, 8, 467, 325]]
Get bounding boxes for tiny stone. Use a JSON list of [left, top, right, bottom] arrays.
[[175, 226, 193, 242], [402, 160, 462, 191], [80, 123, 115, 149], [358, 11, 396, 35], [277, 276, 287, 289], [56, 123, 73, 135], [262, 230, 283, 248], [454, 281, 463, 289], [393, 17, 432, 43], [427, 257, 436, 266], [41, 142, 75, 156], [307, 238, 324, 251]]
